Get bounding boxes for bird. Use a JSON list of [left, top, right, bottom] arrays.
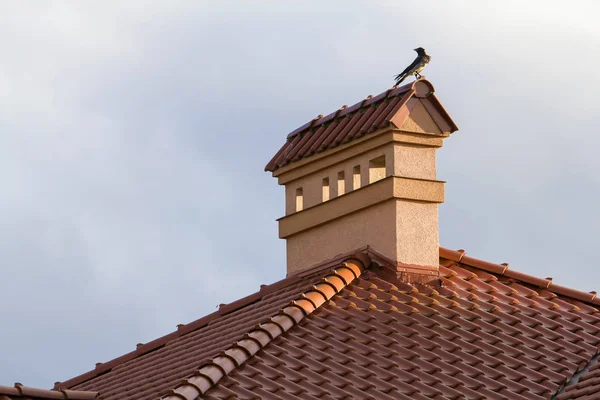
[[394, 47, 431, 86]]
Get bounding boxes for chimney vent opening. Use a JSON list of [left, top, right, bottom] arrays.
[[369, 155, 386, 184], [352, 165, 361, 191], [337, 171, 345, 196], [295, 188, 303, 212], [322, 178, 330, 202]]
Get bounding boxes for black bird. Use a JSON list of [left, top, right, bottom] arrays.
[[394, 47, 431, 86]]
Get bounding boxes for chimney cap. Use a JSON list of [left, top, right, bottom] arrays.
[[266, 79, 458, 173]]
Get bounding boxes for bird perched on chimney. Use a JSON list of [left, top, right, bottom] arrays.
[[394, 47, 431, 86]]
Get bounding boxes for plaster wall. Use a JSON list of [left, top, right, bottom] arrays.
[[286, 200, 397, 274], [393, 144, 437, 180], [286, 197, 439, 274], [285, 141, 439, 214], [284, 145, 394, 214], [395, 200, 439, 267], [398, 99, 442, 135]]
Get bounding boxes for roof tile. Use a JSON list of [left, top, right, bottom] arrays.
[[52, 247, 600, 399], [0, 384, 97, 400], [264, 80, 458, 172]]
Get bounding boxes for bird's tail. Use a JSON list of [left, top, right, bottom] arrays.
[[394, 73, 406, 86]]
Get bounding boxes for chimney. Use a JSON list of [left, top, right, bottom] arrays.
[[265, 79, 458, 282]]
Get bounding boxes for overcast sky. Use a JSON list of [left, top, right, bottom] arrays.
[[1, 0, 599, 389]]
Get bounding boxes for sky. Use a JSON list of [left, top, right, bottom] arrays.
[[1, 0, 599, 389]]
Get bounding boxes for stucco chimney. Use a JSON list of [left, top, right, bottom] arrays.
[[265, 79, 458, 281]]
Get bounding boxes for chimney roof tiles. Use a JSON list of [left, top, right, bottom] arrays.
[[265, 79, 458, 173]]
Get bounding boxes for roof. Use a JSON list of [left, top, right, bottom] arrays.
[[0, 383, 96, 400], [54, 251, 364, 400], [53, 247, 600, 399], [555, 354, 600, 399], [264, 79, 459, 173]]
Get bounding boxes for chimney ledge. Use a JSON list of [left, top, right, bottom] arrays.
[[274, 130, 446, 185], [278, 175, 444, 239]]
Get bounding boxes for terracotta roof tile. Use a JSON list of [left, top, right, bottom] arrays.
[[53, 247, 600, 399], [553, 352, 600, 399], [195, 253, 600, 399], [264, 79, 458, 172], [0, 384, 97, 400], [53, 252, 367, 400]]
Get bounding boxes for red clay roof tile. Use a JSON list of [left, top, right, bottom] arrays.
[[554, 352, 600, 399], [0, 384, 97, 400], [49, 246, 600, 399], [194, 252, 600, 399], [264, 79, 458, 172]]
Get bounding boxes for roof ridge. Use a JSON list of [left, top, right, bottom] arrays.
[[159, 256, 369, 400], [440, 247, 600, 306], [0, 383, 97, 400]]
